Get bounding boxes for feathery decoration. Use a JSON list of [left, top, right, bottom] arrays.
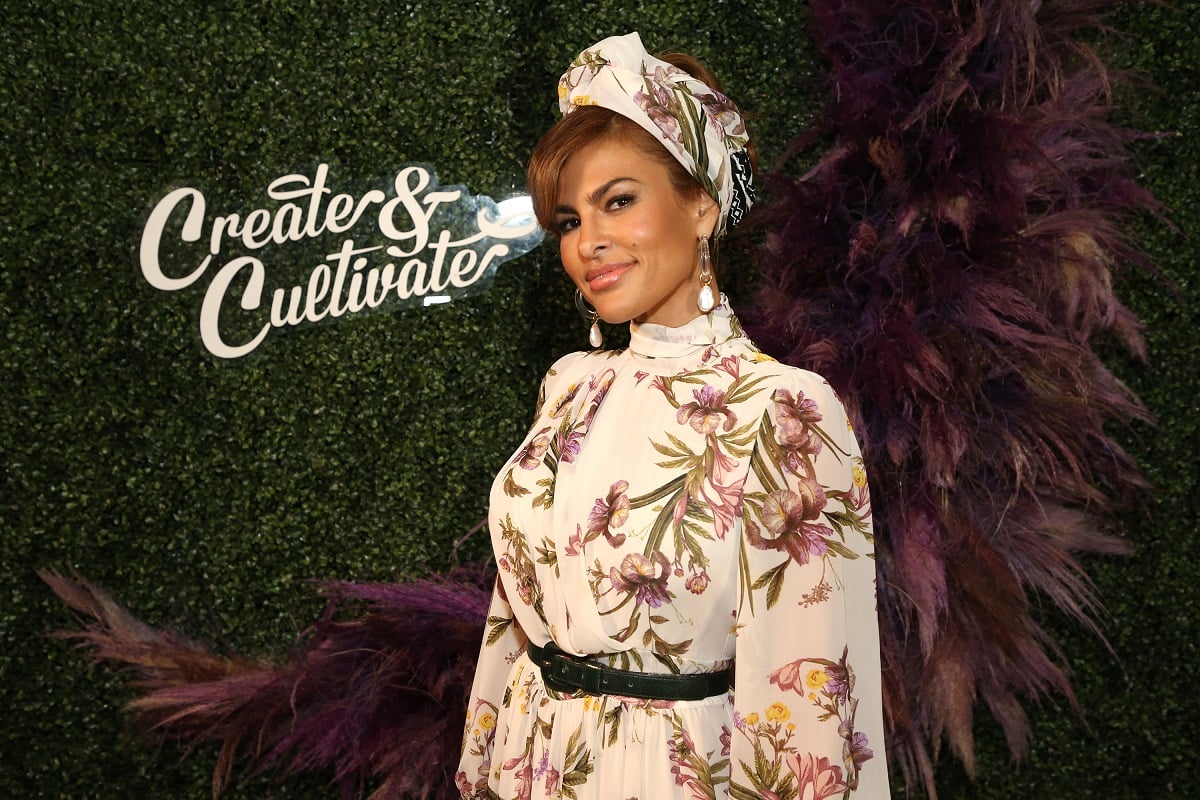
[[41, 566, 493, 799], [745, 1, 1159, 795]]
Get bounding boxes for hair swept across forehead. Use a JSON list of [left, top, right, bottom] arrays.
[[527, 107, 702, 233]]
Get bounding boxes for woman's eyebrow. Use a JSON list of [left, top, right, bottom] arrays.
[[555, 177, 639, 216], [587, 177, 637, 205]]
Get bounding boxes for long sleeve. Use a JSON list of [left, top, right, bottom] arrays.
[[730, 371, 890, 799], [456, 579, 528, 799]]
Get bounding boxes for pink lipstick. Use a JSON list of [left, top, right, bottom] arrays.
[[585, 262, 633, 291]]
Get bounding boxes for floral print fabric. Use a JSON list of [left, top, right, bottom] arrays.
[[457, 304, 890, 799]]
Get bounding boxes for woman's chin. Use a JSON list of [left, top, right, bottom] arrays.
[[592, 297, 638, 326]]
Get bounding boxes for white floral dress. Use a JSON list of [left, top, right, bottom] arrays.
[[457, 304, 890, 800]]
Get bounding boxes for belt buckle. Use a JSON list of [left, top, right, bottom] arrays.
[[542, 646, 605, 695]]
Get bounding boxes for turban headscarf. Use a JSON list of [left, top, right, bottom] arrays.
[[557, 32, 755, 234]]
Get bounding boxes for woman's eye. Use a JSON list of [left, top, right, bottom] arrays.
[[607, 194, 635, 210], [554, 217, 579, 235]]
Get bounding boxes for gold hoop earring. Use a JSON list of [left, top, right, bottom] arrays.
[[697, 235, 715, 313], [575, 289, 603, 348]]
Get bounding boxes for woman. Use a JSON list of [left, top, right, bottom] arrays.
[[457, 32, 889, 799]]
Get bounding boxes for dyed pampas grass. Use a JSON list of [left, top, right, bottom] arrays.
[[745, 0, 1160, 794], [42, 567, 492, 799]]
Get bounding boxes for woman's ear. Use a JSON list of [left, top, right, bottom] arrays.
[[695, 198, 720, 238]]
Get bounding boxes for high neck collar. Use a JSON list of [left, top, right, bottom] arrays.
[[628, 296, 741, 359]]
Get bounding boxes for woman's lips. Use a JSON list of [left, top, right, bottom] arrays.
[[585, 262, 633, 291]]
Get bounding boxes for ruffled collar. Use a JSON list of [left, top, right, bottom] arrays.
[[628, 296, 742, 359]]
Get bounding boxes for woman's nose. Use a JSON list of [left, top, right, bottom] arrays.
[[577, 217, 609, 259]]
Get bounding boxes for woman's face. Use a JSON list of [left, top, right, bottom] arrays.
[[553, 136, 718, 328]]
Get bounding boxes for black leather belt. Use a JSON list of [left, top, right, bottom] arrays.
[[526, 640, 731, 701]]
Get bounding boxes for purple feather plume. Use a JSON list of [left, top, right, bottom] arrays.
[[744, 1, 1160, 795], [41, 566, 493, 799]]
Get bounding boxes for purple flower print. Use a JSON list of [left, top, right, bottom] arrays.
[[582, 370, 615, 425], [695, 89, 747, 138], [543, 764, 561, 795], [701, 476, 742, 541], [841, 724, 874, 780], [610, 551, 672, 608], [564, 524, 584, 557], [713, 354, 741, 378], [636, 94, 681, 145], [768, 658, 806, 694], [773, 389, 824, 461], [556, 427, 583, 463], [666, 724, 713, 800], [633, 67, 684, 148], [501, 755, 534, 800], [587, 480, 630, 547], [676, 385, 737, 434], [684, 569, 710, 594], [515, 578, 533, 607], [756, 485, 832, 565], [650, 374, 672, 401], [672, 491, 690, 526], [668, 725, 696, 784], [823, 655, 854, 702], [784, 752, 848, 800], [512, 427, 551, 470], [771, 649, 874, 788]]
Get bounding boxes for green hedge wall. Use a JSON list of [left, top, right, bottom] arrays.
[[2, 1, 1195, 798]]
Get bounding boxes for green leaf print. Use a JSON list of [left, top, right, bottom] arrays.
[[485, 614, 513, 646]]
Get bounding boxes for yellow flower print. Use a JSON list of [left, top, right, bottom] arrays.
[[745, 712, 760, 726], [852, 462, 867, 488], [572, 94, 595, 106], [767, 702, 791, 722], [558, 82, 569, 100], [479, 712, 496, 731], [806, 668, 830, 690]]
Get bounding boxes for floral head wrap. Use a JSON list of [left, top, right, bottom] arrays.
[[557, 32, 754, 234]]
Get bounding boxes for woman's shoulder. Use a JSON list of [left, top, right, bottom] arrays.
[[540, 347, 624, 387], [725, 352, 863, 466], [731, 349, 853, 423], [736, 349, 837, 393]]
